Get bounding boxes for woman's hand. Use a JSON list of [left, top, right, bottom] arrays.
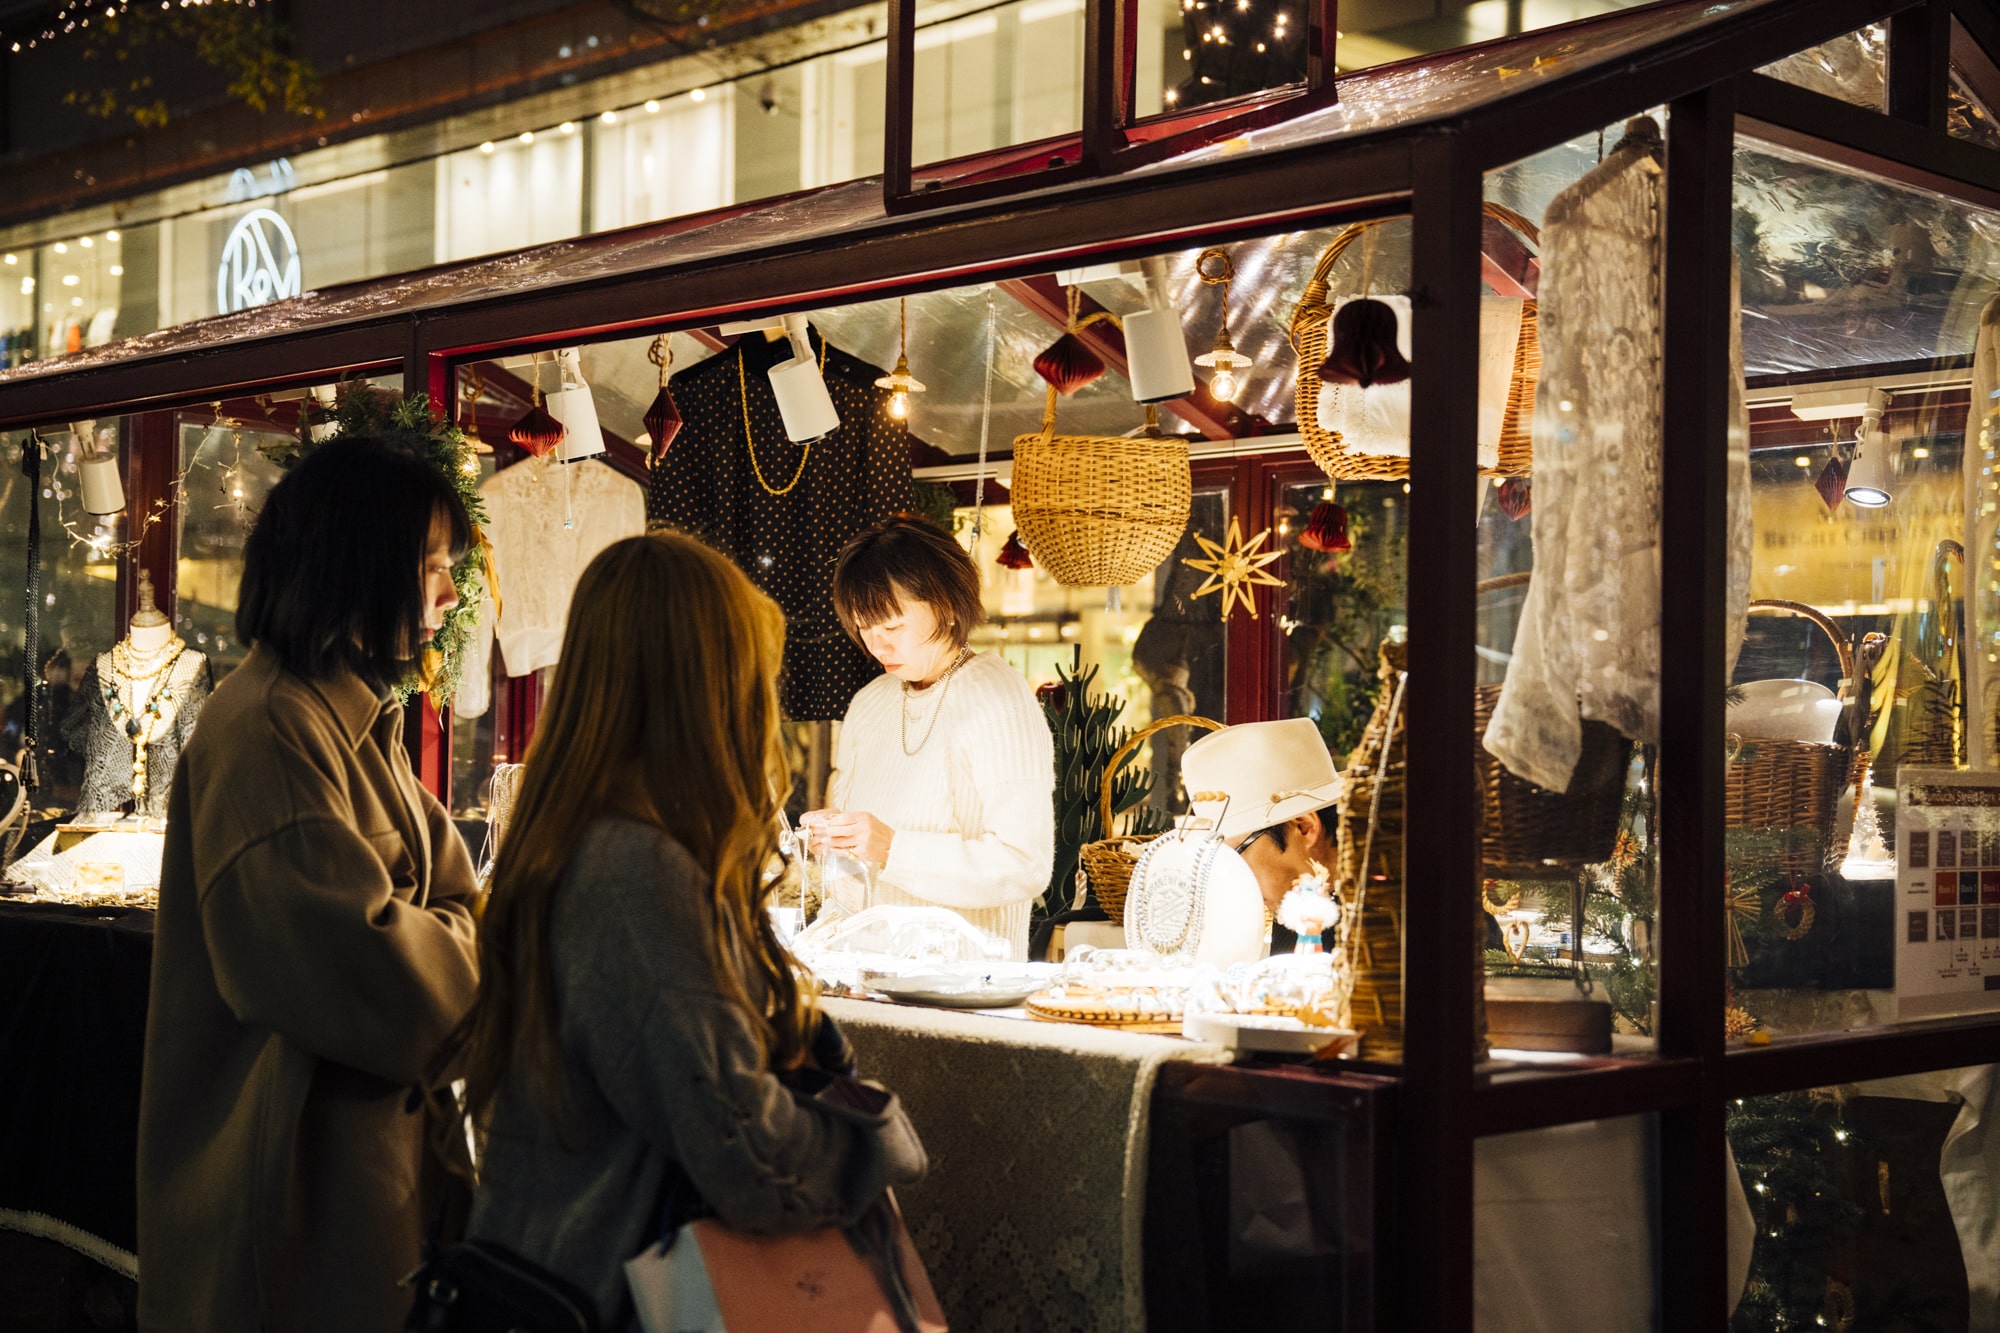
[[815, 810, 896, 867]]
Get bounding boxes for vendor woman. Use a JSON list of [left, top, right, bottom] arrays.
[[808, 515, 1054, 959]]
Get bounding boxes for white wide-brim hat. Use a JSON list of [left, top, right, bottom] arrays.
[[1180, 717, 1344, 843]]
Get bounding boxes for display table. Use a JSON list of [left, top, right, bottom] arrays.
[[824, 998, 1228, 1333], [0, 898, 153, 1277]]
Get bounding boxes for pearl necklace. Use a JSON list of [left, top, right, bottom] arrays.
[[1130, 836, 1220, 957], [899, 647, 972, 756], [105, 637, 187, 803]]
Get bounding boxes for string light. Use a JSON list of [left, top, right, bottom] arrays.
[[4, 0, 264, 51]]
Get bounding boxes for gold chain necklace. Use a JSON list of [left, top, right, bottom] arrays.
[[900, 647, 972, 756], [739, 341, 829, 497]]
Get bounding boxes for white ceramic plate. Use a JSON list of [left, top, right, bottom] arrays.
[[1727, 678, 1842, 744], [863, 963, 1060, 1009], [1182, 1011, 1360, 1055]]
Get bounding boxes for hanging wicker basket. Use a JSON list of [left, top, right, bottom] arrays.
[[1011, 383, 1192, 587], [1726, 599, 1860, 867], [1290, 203, 1541, 482], [1078, 713, 1225, 924]]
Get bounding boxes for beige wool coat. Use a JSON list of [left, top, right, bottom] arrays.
[[136, 646, 479, 1333]]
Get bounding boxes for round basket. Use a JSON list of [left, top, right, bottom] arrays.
[[1011, 384, 1192, 588], [1726, 599, 1858, 865], [1078, 713, 1224, 924], [1290, 203, 1541, 482]]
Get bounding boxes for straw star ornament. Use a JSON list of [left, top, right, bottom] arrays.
[[1186, 517, 1285, 620]]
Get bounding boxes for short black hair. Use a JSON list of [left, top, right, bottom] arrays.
[[831, 514, 985, 651], [237, 436, 471, 685]]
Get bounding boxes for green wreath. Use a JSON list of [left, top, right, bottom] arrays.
[[267, 381, 490, 706]]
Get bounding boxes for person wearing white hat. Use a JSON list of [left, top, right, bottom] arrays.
[[1178, 717, 1343, 932]]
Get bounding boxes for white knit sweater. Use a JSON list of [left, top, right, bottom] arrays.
[[830, 652, 1055, 960]]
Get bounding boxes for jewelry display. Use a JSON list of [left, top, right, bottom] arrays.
[[103, 636, 188, 805], [900, 646, 972, 757]]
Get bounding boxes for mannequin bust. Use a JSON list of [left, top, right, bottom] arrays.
[[61, 572, 212, 818]]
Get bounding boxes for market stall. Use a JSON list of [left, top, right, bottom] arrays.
[[1, 0, 1998, 1327]]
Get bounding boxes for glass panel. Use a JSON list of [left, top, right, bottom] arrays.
[[1729, 1066, 1996, 1330], [1, 424, 123, 814], [1950, 67, 2000, 152], [1129, 0, 1309, 120], [1335, 0, 1655, 77], [1479, 125, 1664, 1063], [1475, 1115, 1660, 1328], [1756, 24, 1888, 111], [1729, 136, 2000, 1038], [905, 0, 1085, 171]]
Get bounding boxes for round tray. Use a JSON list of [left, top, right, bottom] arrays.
[[864, 964, 1058, 1010]]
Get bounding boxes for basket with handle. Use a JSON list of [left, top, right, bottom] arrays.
[[1290, 203, 1541, 482], [1078, 713, 1224, 924], [1011, 382, 1192, 588], [1726, 599, 1859, 866], [1473, 571, 1633, 877]]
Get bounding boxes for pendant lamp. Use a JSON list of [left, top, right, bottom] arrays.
[[874, 298, 926, 422], [1191, 248, 1253, 402]]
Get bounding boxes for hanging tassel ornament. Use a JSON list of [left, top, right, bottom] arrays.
[[640, 335, 683, 465], [1816, 430, 1852, 512], [1298, 486, 1351, 553], [1032, 286, 1108, 395], [997, 530, 1034, 570], [1497, 477, 1533, 520], [874, 297, 927, 422], [508, 358, 566, 457]]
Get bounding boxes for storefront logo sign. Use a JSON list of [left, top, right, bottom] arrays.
[[216, 209, 302, 314], [226, 158, 297, 204]]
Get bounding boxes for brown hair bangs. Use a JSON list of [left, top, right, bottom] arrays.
[[831, 514, 986, 650]]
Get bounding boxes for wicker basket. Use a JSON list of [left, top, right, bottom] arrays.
[[1291, 203, 1541, 482], [1011, 384, 1192, 587], [1079, 713, 1224, 924], [1726, 599, 1858, 867]]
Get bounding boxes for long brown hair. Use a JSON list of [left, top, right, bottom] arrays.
[[454, 531, 813, 1133]]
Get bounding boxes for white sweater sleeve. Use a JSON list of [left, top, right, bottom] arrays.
[[881, 678, 1054, 911]]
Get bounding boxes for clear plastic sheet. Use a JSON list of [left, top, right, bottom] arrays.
[[1755, 24, 1886, 111], [0, 0, 1781, 398], [1733, 140, 2000, 376]]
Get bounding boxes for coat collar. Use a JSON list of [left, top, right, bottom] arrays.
[[244, 645, 397, 752]]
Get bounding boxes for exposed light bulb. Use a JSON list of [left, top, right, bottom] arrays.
[[644, 99, 661, 112], [105, 229, 119, 241], [519, 130, 535, 143], [690, 87, 707, 102], [600, 109, 617, 123], [559, 120, 576, 134], [888, 389, 909, 420], [479, 141, 495, 153], [1210, 368, 1239, 400]]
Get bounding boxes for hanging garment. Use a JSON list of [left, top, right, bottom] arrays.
[[63, 647, 212, 819], [1484, 116, 1752, 793], [647, 330, 914, 722], [1963, 292, 2000, 768], [468, 456, 646, 697]]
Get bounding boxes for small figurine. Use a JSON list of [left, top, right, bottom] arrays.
[[1277, 859, 1340, 954]]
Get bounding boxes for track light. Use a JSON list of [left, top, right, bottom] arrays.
[[768, 313, 839, 442], [1845, 410, 1894, 508], [547, 348, 605, 462], [75, 422, 125, 515], [1122, 255, 1195, 404]]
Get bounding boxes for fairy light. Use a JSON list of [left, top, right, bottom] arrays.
[[5, 0, 265, 51], [479, 141, 495, 153]]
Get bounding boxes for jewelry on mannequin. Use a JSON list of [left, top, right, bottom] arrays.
[[900, 646, 972, 756], [105, 637, 188, 803]]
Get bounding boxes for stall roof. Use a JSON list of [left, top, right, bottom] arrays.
[[0, 0, 1970, 423]]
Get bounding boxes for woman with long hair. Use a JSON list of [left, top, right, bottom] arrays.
[[137, 436, 481, 1333], [459, 531, 924, 1329]]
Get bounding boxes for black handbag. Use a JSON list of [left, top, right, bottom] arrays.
[[403, 1236, 600, 1333]]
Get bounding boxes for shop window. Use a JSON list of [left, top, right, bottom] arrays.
[[589, 93, 735, 232], [1477, 126, 1664, 1060], [175, 414, 293, 683], [1729, 137, 2000, 1038], [0, 426, 121, 815], [435, 134, 585, 265], [1949, 65, 2000, 152], [1332, 0, 1655, 76], [1757, 23, 1889, 111], [1727, 1069, 1993, 1331]]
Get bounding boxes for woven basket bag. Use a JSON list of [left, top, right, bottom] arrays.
[[1078, 714, 1224, 924], [1011, 383, 1192, 587], [1290, 203, 1541, 482], [1727, 599, 1863, 870]]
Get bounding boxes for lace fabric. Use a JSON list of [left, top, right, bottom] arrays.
[[1485, 118, 1751, 793]]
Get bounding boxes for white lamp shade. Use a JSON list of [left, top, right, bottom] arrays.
[[80, 455, 125, 515], [1123, 304, 1195, 404], [548, 350, 604, 462], [768, 354, 841, 442]]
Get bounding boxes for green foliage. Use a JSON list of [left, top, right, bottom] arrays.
[[1727, 1093, 1871, 1332], [64, 5, 321, 128], [268, 381, 488, 706], [1039, 656, 1169, 920], [1282, 490, 1404, 759], [907, 480, 961, 536]]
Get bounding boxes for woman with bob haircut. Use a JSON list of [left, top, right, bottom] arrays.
[[136, 436, 482, 1333], [809, 514, 1054, 959], [456, 530, 925, 1328]]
